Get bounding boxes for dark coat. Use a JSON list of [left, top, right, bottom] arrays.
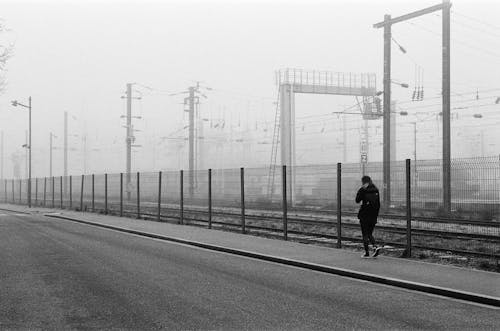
[[356, 183, 380, 223]]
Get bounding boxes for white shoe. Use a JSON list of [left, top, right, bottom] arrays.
[[361, 253, 371, 258], [373, 247, 382, 258]]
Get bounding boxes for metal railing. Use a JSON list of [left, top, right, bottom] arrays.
[[275, 68, 377, 90]]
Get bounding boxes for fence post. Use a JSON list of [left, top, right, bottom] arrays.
[[51, 177, 55, 208], [19, 179, 21, 204], [208, 169, 212, 229], [404, 159, 412, 257], [337, 163, 342, 248], [43, 177, 46, 206], [91, 174, 95, 212], [157, 171, 162, 221], [69, 175, 72, 209], [241, 167, 246, 234], [282, 165, 288, 240], [11, 179, 14, 203], [4, 179, 7, 203], [60, 176, 63, 208], [136, 172, 140, 219], [104, 173, 108, 214], [180, 170, 184, 225], [120, 173, 123, 217], [80, 175, 84, 211]]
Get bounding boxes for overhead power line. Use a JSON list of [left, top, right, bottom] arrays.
[[404, 21, 500, 59], [451, 10, 500, 31]]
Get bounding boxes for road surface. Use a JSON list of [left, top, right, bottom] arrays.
[[0, 211, 498, 330]]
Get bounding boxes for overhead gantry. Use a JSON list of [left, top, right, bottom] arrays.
[[269, 68, 377, 202]]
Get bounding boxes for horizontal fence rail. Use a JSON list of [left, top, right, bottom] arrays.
[[2, 157, 499, 261]]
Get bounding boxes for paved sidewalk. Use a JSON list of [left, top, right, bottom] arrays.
[[2, 203, 499, 300]]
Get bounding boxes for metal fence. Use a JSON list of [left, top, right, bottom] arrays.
[[1, 157, 499, 261]]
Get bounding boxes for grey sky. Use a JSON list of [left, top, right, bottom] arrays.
[[1, 0, 499, 177]]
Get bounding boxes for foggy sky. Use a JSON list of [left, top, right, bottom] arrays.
[[1, 0, 500, 178]]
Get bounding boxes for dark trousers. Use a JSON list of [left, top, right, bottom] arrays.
[[360, 219, 377, 253]]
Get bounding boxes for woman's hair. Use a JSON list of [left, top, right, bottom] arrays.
[[361, 175, 372, 184]]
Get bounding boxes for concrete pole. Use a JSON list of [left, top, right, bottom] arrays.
[[83, 131, 87, 174], [442, 1, 451, 213], [63, 111, 68, 197], [25, 130, 28, 179], [188, 86, 195, 196], [49, 132, 53, 178], [1, 130, 3, 180], [28, 96, 32, 208], [126, 83, 132, 200], [64, 111, 68, 178], [382, 14, 392, 208], [342, 115, 347, 163]]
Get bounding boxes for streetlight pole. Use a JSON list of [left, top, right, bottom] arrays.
[[27, 97, 32, 208], [11, 97, 32, 208]]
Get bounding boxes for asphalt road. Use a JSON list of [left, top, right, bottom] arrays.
[[0, 211, 498, 330]]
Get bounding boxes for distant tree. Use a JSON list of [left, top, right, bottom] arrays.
[[0, 19, 14, 94]]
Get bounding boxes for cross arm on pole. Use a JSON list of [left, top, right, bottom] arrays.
[[373, 1, 451, 28]]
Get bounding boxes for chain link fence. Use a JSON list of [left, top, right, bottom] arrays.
[[1, 156, 499, 263]]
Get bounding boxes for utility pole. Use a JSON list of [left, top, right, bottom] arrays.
[[480, 131, 485, 157], [63, 111, 69, 196], [25, 130, 28, 179], [126, 83, 132, 200], [64, 111, 68, 178], [188, 86, 195, 196], [0, 130, 3, 180], [50, 132, 53, 178], [342, 115, 347, 162], [412, 122, 417, 166], [122, 83, 142, 200], [374, 0, 452, 212], [442, 0, 451, 213], [49, 132, 56, 178], [198, 116, 205, 171], [28, 97, 31, 208], [361, 119, 369, 175], [382, 14, 392, 208], [171, 82, 210, 196], [412, 122, 418, 190], [83, 131, 87, 174]]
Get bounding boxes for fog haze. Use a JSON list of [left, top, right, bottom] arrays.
[[1, 0, 499, 178]]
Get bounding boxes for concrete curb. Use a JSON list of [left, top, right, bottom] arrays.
[[0, 207, 32, 215], [44, 213, 500, 308]]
